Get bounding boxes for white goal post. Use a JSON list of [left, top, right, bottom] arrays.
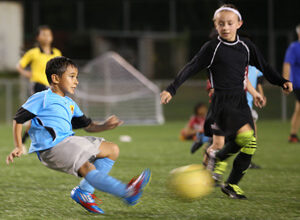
[[74, 51, 164, 125]]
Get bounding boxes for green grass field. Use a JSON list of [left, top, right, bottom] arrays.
[[0, 120, 300, 220]]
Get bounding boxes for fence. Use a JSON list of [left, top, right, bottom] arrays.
[[0, 79, 295, 124]]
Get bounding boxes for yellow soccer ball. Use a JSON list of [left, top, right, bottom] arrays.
[[167, 164, 214, 200]]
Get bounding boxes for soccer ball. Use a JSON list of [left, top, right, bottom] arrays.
[[167, 164, 213, 200]]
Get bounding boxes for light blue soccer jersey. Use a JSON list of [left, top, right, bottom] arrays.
[[247, 65, 263, 109], [284, 41, 300, 89], [22, 89, 84, 153]]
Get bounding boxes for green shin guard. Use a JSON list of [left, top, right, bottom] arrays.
[[235, 130, 257, 156]]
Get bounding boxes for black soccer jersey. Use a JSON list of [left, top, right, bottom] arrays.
[[166, 35, 288, 96]]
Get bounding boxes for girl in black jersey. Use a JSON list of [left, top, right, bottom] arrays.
[[161, 4, 293, 199]]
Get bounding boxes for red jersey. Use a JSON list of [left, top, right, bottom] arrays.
[[188, 115, 205, 132]]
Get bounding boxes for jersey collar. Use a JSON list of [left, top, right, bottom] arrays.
[[39, 46, 54, 54], [218, 35, 239, 45]]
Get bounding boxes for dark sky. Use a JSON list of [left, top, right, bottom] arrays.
[[20, 0, 300, 76]]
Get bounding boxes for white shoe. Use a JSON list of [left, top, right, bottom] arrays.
[[206, 150, 217, 171]]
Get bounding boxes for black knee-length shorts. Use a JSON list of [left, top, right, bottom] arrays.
[[204, 89, 254, 139]]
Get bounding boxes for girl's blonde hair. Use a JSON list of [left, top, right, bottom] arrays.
[[213, 4, 242, 21]]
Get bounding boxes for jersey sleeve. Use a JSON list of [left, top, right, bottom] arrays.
[[72, 102, 84, 118], [166, 41, 215, 96], [14, 107, 36, 124], [71, 115, 92, 129], [53, 48, 62, 56], [284, 44, 295, 65], [19, 49, 34, 68], [246, 39, 288, 87], [257, 69, 263, 77], [71, 102, 91, 129], [22, 93, 44, 115]]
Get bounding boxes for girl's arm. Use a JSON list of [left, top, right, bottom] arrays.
[[16, 63, 32, 79], [165, 41, 216, 98], [246, 39, 293, 93]]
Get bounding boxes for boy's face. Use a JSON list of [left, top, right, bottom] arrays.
[[214, 11, 242, 42], [37, 29, 53, 46], [57, 65, 79, 95]]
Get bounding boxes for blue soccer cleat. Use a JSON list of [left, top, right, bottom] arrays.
[[71, 186, 104, 214], [124, 168, 151, 206]]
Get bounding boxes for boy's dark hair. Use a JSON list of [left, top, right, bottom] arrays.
[[36, 25, 52, 37], [194, 102, 206, 115], [46, 56, 78, 84]]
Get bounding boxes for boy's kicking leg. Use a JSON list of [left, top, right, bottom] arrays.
[[71, 141, 151, 214], [78, 142, 119, 195]]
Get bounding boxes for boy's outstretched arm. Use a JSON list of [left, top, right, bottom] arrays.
[[84, 115, 123, 133], [6, 120, 25, 164]]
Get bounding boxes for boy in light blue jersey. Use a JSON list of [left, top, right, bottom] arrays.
[[6, 56, 151, 214], [246, 65, 265, 169]]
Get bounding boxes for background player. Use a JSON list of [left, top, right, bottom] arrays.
[[180, 102, 207, 140], [161, 4, 292, 199], [7, 56, 151, 214], [283, 24, 300, 142], [16, 25, 62, 146]]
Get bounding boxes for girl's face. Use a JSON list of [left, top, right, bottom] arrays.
[[214, 10, 242, 42], [37, 29, 53, 46]]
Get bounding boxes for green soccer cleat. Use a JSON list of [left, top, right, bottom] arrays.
[[221, 183, 247, 199]]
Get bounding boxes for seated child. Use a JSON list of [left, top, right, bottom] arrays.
[[180, 102, 208, 141]]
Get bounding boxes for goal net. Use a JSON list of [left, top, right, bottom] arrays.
[[74, 52, 164, 125]]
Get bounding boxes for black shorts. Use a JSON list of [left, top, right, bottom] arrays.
[[204, 89, 254, 139], [293, 89, 300, 101], [204, 105, 225, 137], [33, 82, 48, 93]]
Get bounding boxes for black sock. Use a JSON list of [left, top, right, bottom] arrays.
[[226, 152, 252, 184], [216, 140, 241, 161]]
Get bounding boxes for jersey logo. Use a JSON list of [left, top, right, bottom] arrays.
[[70, 105, 74, 114]]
